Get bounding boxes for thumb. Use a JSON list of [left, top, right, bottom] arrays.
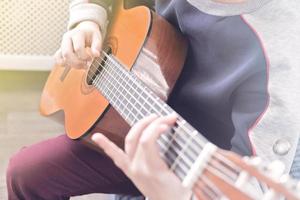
[[92, 133, 130, 172], [54, 49, 64, 65]]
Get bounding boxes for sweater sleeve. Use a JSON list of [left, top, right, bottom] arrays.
[[68, 0, 111, 33]]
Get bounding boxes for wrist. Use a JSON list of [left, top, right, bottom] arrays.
[[68, 1, 108, 34]]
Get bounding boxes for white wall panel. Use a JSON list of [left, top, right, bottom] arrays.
[[0, 0, 69, 70]]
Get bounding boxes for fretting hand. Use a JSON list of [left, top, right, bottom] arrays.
[[92, 114, 192, 200]]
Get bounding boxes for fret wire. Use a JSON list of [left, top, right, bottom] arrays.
[[165, 147, 191, 174], [161, 154, 186, 180], [100, 79, 131, 120], [161, 120, 191, 155], [96, 72, 136, 123], [104, 59, 151, 123], [95, 69, 127, 117], [170, 131, 198, 171], [162, 126, 199, 163], [90, 56, 243, 184], [95, 68, 137, 122], [96, 62, 146, 125]]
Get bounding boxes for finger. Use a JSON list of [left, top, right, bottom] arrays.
[[54, 49, 64, 66], [125, 114, 158, 158], [92, 133, 130, 172], [61, 34, 87, 69], [139, 114, 178, 151], [72, 32, 92, 61], [91, 30, 102, 57]]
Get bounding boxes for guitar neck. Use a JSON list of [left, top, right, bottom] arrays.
[[92, 54, 214, 183]]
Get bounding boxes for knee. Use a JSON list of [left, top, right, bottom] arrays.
[[6, 151, 33, 190], [7, 153, 23, 188]]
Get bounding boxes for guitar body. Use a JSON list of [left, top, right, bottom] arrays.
[[40, 1, 188, 147]]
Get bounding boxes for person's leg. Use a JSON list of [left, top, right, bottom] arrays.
[[6, 134, 141, 200]]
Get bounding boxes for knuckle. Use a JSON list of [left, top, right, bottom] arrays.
[[73, 45, 81, 53], [125, 136, 134, 146], [131, 165, 150, 179], [63, 32, 71, 40], [139, 137, 149, 147], [61, 50, 70, 59], [130, 165, 140, 175]]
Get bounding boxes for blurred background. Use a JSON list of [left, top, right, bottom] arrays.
[[0, 0, 111, 199]]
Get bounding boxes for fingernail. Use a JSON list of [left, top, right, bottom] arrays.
[[170, 112, 178, 118], [93, 49, 100, 57]]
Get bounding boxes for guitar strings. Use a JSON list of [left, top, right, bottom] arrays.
[[90, 59, 237, 195], [91, 59, 254, 198], [94, 52, 241, 171], [88, 52, 241, 178], [83, 53, 243, 188], [89, 53, 241, 174], [90, 57, 241, 198]]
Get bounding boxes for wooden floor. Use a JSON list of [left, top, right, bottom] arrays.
[[0, 71, 111, 200]]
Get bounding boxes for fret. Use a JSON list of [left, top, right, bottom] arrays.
[[109, 91, 116, 104], [139, 100, 150, 117], [117, 84, 126, 107], [106, 85, 114, 101], [135, 83, 144, 96], [123, 99, 131, 121], [100, 77, 108, 96], [170, 130, 198, 171], [101, 75, 114, 101], [160, 145, 186, 180], [176, 121, 202, 158], [161, 136, 196, 178], [182, 143, 217, 189], [102, 80, 138, 125], [163, 103, 173, 115], [172, 162, 187, 181], [166, 133, 198, 165], [96, 71, 105, 88], [116, 97, 129, 119]]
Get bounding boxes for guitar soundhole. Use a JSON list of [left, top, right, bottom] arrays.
[[86, 47, 112, 86]]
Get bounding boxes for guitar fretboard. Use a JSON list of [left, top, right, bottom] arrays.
[[92, 54, 210, 183]]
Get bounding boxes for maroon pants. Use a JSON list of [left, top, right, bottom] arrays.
[[6, 134, 141, 200]]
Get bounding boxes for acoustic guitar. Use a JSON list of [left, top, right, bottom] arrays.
[[40, 1, 300, 199]]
